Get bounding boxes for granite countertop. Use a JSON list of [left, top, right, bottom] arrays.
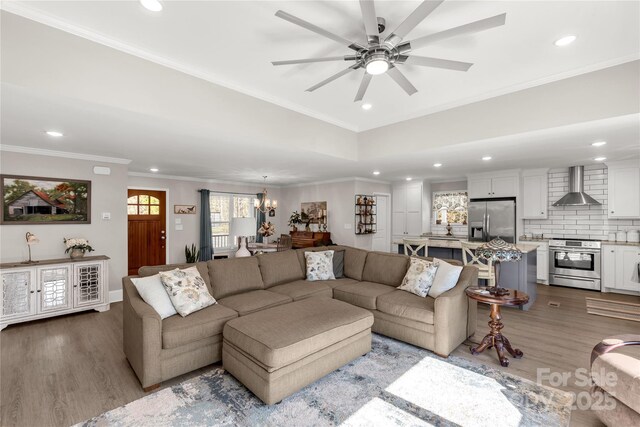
[[599, 240, 640, 247], [394, 237, 539, 253], [519, 236, 639, 247]]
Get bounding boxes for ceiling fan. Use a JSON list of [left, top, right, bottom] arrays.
[[271, 0, 506, 101]]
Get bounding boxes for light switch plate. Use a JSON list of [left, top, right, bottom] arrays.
[[101, 212, 111, 220], [175, 224, 184, 231], [175, 218, 182, 224]]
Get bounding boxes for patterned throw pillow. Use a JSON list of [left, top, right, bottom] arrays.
[[305, 250, 336, 281], [398, 258, 439, 297], [159, 266, 217, 317]]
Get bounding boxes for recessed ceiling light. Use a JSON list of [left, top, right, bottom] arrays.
[[149, 168, 159, 172], [433, 163, 442, 168], [361, 103, 372, 110], [592, 141, 607, 147], [554, 35, 577, 47], [372, 171, 380, 175], [45, 131, 63, 137], [594, 157, 607, 162], [140, 0, 163, 12], [406, 177, 412, 181], [482, 156, 492, 161]]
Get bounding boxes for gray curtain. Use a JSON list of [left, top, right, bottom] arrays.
[[256, 192, 266, 243], [199, 189, 213, 261]]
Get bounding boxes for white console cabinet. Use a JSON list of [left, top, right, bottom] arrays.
[[1, 256, 110, 330], [602, 245, 640, 293]]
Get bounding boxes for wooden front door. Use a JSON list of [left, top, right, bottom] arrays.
[[127, 189, 166, 275]]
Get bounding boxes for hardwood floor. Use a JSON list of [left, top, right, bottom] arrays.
[[1, 284, 638, 427]]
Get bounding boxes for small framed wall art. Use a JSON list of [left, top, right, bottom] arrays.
[[174, 205, 196, 214]]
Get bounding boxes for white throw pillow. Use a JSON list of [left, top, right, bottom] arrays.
[[305, 250, 336, 281], [159, 267, 217, 317], [428, 258, 463, 298], [398, 258, 439, 297], [131, 274, 177, 319]]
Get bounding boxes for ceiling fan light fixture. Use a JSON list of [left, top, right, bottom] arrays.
[[140, 0, 163, 12], [366, 59, 389, 75]]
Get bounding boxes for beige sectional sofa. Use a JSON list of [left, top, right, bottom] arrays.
[[123, 245, 478, 391]]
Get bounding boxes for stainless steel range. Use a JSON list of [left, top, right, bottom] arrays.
[[549, 239, 601, 291]]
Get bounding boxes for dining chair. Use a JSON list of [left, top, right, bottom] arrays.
[[403, 238, 429, 257], [460, 241, 495, 287], [277, 235, 292, 252]]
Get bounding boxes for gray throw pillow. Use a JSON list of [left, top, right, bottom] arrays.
[[333, 250, 345, 278]]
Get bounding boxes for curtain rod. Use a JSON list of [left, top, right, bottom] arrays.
[[198, 189, 261, 196]]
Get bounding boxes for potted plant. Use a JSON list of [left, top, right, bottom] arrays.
[[64, 238, 94, 259], [185, 244, 200, 263], [288, 211, 301, 232]]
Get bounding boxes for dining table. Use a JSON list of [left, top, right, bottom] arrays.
[[247, 242, 278, 254]]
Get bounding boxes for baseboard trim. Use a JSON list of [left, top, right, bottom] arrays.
[[109, 289, 123, 303]]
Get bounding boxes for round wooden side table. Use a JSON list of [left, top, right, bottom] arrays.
[[465, 286, 530, 367]]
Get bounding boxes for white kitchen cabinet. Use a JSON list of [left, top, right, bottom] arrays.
[[467, 174, 518, 199], [607, 161, 640, 219], [522, 170, 549, 219], [467, 178, 492, 198], [392, 182, 423, 237], [535, 243, 549, 283], [1, 256, 110, 330], [602, 245, 640, 293]]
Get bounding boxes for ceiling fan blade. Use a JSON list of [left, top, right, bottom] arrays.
[[275, 10, 365, 52], [408, 13, 506, 50], [354, 72, 372, 102], [385, 0, 444, 47], [306, 64, 360, 92], [387, 66, 418, 96], [402, 55, 473, 71], [359, 0, 379, 44], [272, 56, 356, 66]]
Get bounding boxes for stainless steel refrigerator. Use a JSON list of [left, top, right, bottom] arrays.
[[467, 198, 516, 243]]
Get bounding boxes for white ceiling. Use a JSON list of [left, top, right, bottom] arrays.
[[4, 0, 639, 132], [1, 1, 639, 185]]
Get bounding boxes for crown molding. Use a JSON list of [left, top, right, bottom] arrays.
[[282, 176, 391, 188], [1, 3, 358, 133], [127, 171, 283, 188], [0, 144, 131, 164]]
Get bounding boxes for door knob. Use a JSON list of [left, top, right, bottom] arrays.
[[611, 211, 614, 214]]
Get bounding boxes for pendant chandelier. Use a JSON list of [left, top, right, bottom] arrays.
[[254, 176, 277, 214]]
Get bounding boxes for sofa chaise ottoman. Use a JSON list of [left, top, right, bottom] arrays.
[[222, 297, 374, 404]]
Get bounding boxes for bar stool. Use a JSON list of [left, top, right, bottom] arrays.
[[403, 238, 429, 257], [461, 241, 496, 287]]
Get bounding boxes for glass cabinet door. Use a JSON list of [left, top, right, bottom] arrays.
[[38, 266, 71, 313], [74, 263, 104, 307], [2, 269, 35, 319]]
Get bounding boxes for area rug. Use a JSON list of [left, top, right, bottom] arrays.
[[79, 335, 572, 426]]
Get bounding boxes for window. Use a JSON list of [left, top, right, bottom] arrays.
[[210, 194, 254, 249], [432, 191, 468, 224], [127, 194, 160, 215]]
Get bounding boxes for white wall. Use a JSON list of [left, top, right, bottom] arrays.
[[280, 179, 391, 249], [127, 175, 286, 263], [523, 165, 640, 239], [0, 151, 128, 292]]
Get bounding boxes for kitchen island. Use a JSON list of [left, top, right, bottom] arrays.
[[394, 237, 538, 310]]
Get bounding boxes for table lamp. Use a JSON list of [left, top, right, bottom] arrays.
[[23, 232, 39, 264], [476, 237, 522, 296], [231, 217, 256, 258]]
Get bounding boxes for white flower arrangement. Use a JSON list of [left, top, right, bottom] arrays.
[[63, 238, 94, 254]]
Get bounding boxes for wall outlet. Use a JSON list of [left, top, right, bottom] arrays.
[[101, 212, 111, 220], [344, 223, 352, 229]]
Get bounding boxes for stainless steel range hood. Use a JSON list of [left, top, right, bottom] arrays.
[[553, 166, 602, 206]]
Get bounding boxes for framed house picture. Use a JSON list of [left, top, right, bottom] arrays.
[[1, 175, 91, 224]]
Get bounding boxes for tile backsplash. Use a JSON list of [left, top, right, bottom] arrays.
[[524, 165, 640, 240]]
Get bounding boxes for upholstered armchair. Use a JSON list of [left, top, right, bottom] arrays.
[[590, 335, 640, 426]]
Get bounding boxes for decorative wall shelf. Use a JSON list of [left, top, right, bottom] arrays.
[[355, 195, 377, 235], [1, 255, 110, 330]]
